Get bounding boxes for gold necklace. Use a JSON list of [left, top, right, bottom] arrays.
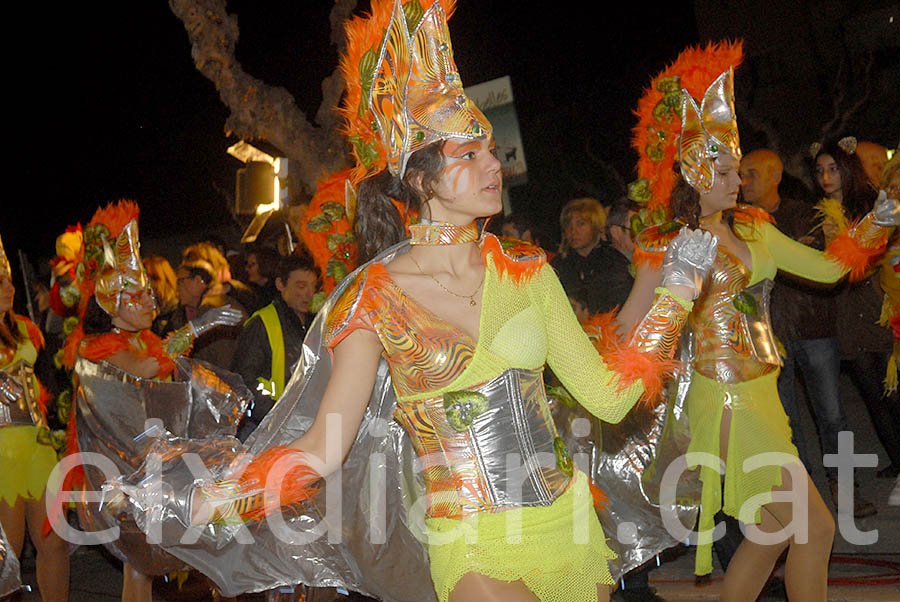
[[408, 252, 482, 307]]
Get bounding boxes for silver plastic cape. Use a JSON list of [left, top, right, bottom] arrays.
[[74, 355, 251, 575], [0, 521, 21, 598], [108, 241, 701, 598], [562, 330, 702, 581]]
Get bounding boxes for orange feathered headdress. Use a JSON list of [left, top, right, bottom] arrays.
[[338, 0, 490, 183], [629, 41, 744, 217]]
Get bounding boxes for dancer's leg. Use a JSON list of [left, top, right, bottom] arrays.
[[0, 497, 26, 556], [721, 467, 833, 602], [25, 492, 69, 602], [448, 572, 610, 602], [762, 470, 833, 601], [122, 562, 153, 602]]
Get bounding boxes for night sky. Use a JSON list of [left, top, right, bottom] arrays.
[[8, 1, 699, 266]]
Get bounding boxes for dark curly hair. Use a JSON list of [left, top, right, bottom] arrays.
[[354, 141, 447, 264]]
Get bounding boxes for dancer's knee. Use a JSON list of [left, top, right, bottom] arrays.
[[806, 505, 835, 547]]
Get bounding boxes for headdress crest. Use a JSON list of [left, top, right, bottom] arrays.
[[339, 0, 491, 182], [629, 41, 743, 216], [0, 234, 10, 281]]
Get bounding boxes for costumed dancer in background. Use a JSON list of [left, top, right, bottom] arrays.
[[111, 1, 718, 601], [51, 201, 244, 602], [620, 42, 898, 601], [0, 234, 70, 601]]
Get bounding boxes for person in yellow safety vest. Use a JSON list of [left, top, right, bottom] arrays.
[[232, 255, 319, 441]]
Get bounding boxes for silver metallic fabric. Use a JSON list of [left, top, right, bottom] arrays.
[[0, 522, 21, 598], [75, 356, 250, 575], [395, 367, 572, 517], [557, 329, 702, 581], [0, 362, 43, 428], [110, 242, 437, 600], [660, 228, 719, 297]]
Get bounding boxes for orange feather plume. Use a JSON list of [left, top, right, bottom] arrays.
[[88, 200, 140, 238], [339, 0, 457, 184], [235, 446, 320, 522], [631, 41, 743, 214], [480, 234, 545, 284]]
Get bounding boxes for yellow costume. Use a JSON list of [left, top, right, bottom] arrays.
[[0, 317, 59, 506]]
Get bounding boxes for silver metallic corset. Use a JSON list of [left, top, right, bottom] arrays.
[[0, 362, 44, 429], [691, 249, 782, 383], [392, 367, 573, 519]]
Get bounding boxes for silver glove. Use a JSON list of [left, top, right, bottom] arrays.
[[873, 190, 900, 227], [661, 228, 719, 299], [0, 371, 24, 405], [189, 305, 243, 337]]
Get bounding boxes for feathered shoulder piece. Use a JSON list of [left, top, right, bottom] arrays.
[[630, 41, 743, 217], [633, 221, 685, 270], [480, 234, 546, 284], [734, 204, 775, 226]]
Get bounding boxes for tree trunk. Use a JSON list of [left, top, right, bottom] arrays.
[[169, 0, 357, 196]]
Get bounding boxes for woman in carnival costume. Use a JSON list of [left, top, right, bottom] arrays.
[[51, 200, 244, 602], [622, 42, 898, 600], [112, 1, 719, 601], [0, 234, 70, 601]]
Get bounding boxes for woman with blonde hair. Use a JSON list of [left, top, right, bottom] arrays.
[[143, 255, 178, 334]]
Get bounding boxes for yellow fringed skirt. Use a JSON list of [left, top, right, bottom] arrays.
[[0, 425, 60, 506], [686, 370, 801, 576], [424, 470, 616, 602]]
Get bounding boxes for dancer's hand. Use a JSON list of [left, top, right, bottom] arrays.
[[873, 190, 900, 227], [189, 305, 243, 337], [661, 228, 718, 299]]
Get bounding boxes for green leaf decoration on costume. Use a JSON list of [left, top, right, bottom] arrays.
[[554, 437, 574, 477], [62, 316, 79, 336], [658, 220, 683, 234], [443, 390, 489, 431], [358, 47, 379, 117], [74, 263, 86, 283], [645, 141, 665, 162], [652, 207, 669, 225], [546, 385, 577, 409], [656, 75, 681, 95], [306, 215, 333, 233], [59, 283, 81, 307], [326, 233, 348, 252], [402, 0, 424, 33], [630, 214, 646, 237], [50, 429, 67, 451], [320, 202, 346, 221], [733, 291, 759, 315], [627, 178, 651, 204], [349, 135, 381, 169], [36, 426, 52, 446], [53, 348, 65, 370], [326, 257, 349, 283], [309, 291, 327, 314], [165, 327, 194, 356]]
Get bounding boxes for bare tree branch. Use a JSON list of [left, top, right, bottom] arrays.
[[169, 0, 353, 195]]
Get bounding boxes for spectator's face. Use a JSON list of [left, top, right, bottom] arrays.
[[501, 222, 521, 239], [176, 268, 206, 307], [565, 214, 596, 252], [739, 154, 777, 205], [245, 254, 263, 284], [815, 154, 842, 199], [277, 269, 318, 317], [0, 277, 14, 314], [113, 287, 156, 331], [699, 154, 741, 215]]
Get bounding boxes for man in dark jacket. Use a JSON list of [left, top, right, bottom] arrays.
[[233, 255, 318, 440]]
